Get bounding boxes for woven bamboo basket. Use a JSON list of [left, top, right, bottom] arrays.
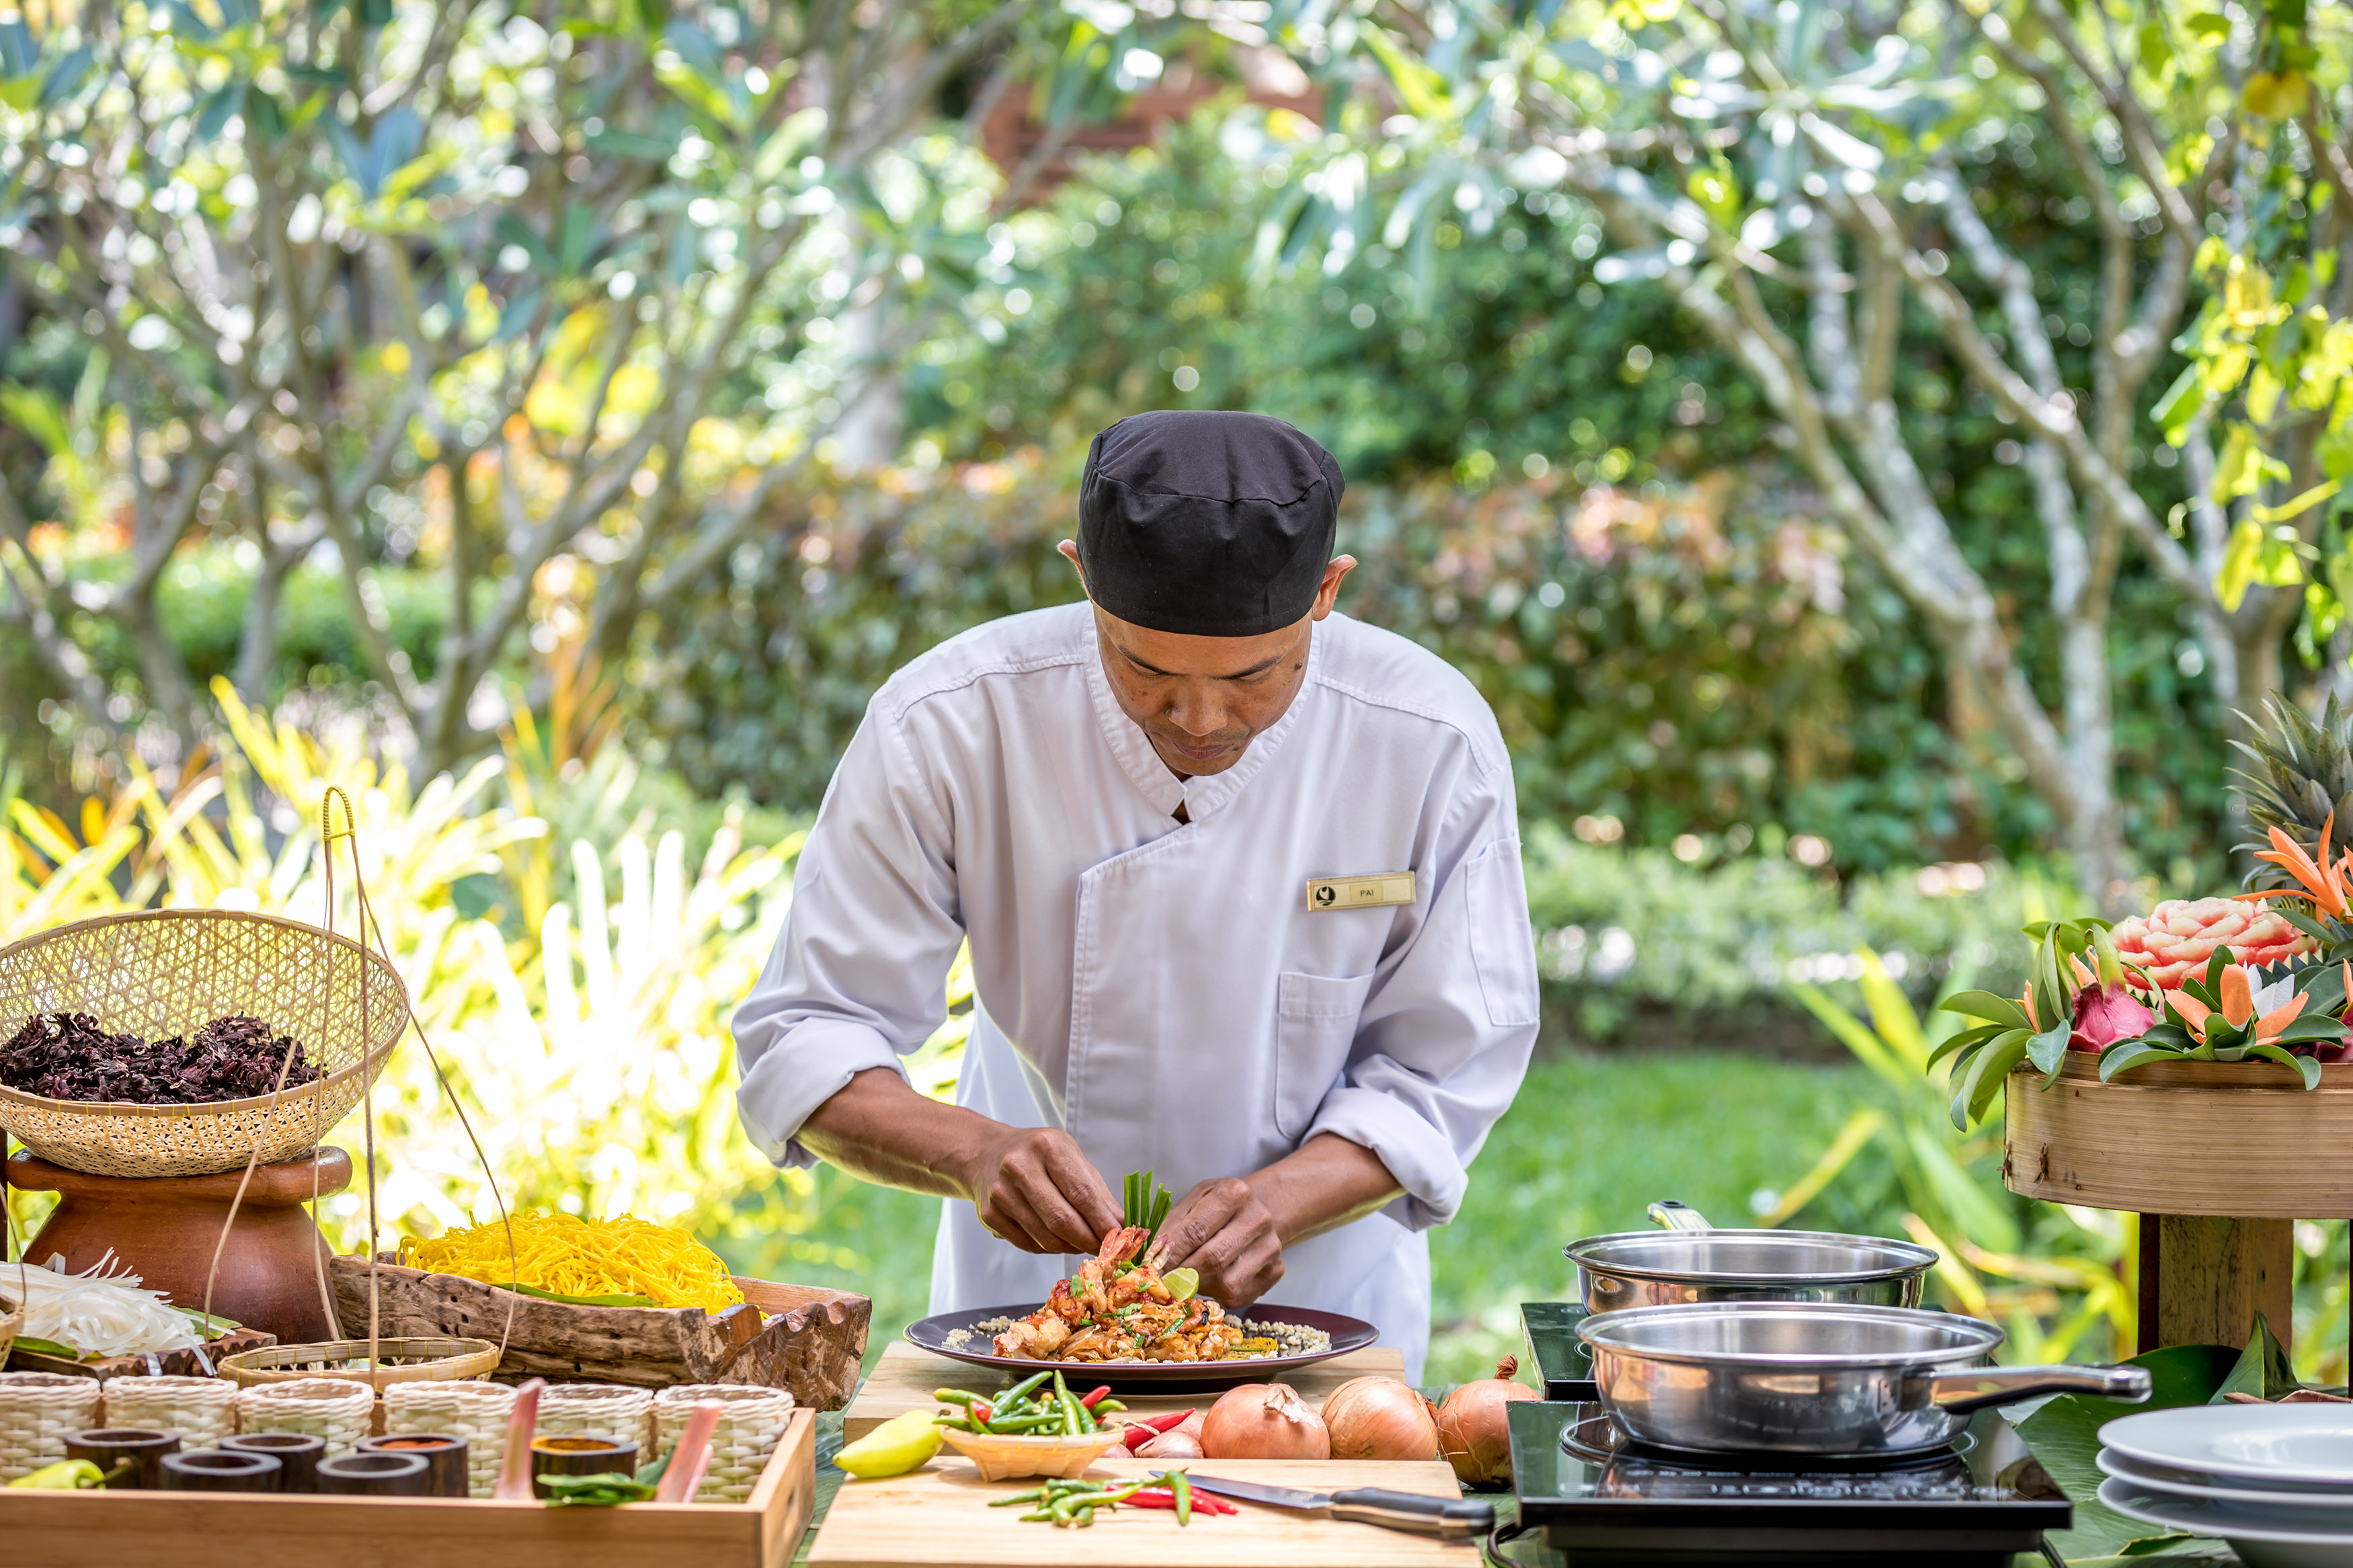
[[653, 1383, 795, 1503], [0, 1370, 102, 1480], [0, 909, 409, 1178], [214, 1335, 498, 1391], [95, 1374, 239, 1449], [383, 1378, 516, 1497], [231, 1376, 376, 1455], [539, 1382, 654, 1452], [0, 1294, 19, 1366]]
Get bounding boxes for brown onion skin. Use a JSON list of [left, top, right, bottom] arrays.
[[1201, 1382, 1330, 1460], [1436, 1357, 1537, 1484], [1322, 1375, 1441, 1461]]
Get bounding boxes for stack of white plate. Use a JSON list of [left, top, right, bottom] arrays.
[[2098, 1405, 2353, 1568]]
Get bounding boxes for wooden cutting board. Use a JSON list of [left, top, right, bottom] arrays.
[[844, 1341, 1409, 1440], [809, 1455, 1479, 1568]]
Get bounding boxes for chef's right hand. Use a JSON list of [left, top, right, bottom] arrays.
[[958, 1126, 1121, 1255]]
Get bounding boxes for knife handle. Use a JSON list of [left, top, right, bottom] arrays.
[[1328, 1488, 1497, 1538]]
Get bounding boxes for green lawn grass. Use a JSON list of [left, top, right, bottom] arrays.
[[720, 1050, 1881, 1384]]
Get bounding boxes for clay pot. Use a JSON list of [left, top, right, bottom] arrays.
[[3, 1146, 352, 1342]]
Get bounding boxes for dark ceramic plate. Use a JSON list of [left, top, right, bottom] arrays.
[[904, 1302, 1378, 1394]]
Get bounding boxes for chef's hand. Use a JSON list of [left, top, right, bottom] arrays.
[[959, 1125, 1123, 1257], [1156, 1177, 1285, 1310]]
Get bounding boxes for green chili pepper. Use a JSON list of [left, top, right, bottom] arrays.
[[1172, 1469, 1192, 1525], [933, 1389, 982, 1406]]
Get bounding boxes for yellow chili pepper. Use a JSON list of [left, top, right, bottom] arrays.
[[8, 1459, 105, 1490]]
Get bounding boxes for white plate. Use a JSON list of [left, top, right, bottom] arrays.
[[2118, 1448, 2353, 1504], [2099, 1479, 2353, 1568], [2102, 1405, 2353, 1487]]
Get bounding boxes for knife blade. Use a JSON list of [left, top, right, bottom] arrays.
[[1161, 1473, 1497, 1538]]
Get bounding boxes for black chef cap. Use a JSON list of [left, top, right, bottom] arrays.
[[1076, 410, 1344, 637]]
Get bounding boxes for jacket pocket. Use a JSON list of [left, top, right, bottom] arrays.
[[1466, 839, 1540, 1028], [1273, 970, 1375, 1141]]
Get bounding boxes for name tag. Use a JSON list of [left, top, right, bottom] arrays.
[[1306, 872, 1415, 912]]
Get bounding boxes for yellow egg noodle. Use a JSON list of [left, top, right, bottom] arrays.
[[399, 1210, 747, 1313]]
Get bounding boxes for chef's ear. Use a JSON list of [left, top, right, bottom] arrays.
[[1310, 554, 1357, 620], [1057, 540, 1090, 597]]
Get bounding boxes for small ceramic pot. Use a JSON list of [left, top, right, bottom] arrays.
[[161, 1450, 282, 1493], [530, 1436, 637, 1499], [65, 1428, 180, 1490], [315, 1451, 432, 1496], [358, 1433, 468, 1499], [221, 1431, 326, 1492]]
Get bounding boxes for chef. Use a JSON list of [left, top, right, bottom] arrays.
[[731, 410, 1537, 1378]]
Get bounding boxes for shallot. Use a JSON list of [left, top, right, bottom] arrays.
[[1137, 1422, 1203, 1460], [1322, 1375, 1440, 1461], [1201, 1382, 1329, 1460], [1436, 1356, 1538, 1484]]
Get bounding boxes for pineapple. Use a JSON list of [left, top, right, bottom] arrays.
[[2232, 695, 2353, 889]]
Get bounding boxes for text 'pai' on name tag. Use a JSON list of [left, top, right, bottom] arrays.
[[1305, 872, 1416, 912]]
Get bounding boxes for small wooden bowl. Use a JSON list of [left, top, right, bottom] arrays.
[[936, 1427, 1127, 1481]]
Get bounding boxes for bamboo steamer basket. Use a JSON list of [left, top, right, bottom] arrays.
[[539, 1383, 654, 1452], [97, 1375, 239, 1449], [383, 1379, 516, 1497], [0, 910, 408, 1178], [653, 1384, 795, 1502], [0, 1370, 103, 1481], [2004, 1057, 2353, 1216], [231, 1376, 376, 1456], [214, 1335, 500, 1391]]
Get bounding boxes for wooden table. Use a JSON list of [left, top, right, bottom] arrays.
[[842, 1342, 1408, 1442], [809, 1454, 1477, 1568]]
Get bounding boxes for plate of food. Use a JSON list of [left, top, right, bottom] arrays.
[[904, 1183, 1377, 1393]]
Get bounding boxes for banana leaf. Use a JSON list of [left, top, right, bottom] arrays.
[[2243, 1042, 2325, 1088], [508, 1283, 662, 1308], [11, 1335, 83, 1360]]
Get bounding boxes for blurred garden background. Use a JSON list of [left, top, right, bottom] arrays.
[[1, 0, 2349, 1388]]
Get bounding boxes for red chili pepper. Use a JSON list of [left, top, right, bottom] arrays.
[[1119, 1407, 1197, 1452], [1079, 1385, 1111, 1409], [971, 1401, 992, 1424]]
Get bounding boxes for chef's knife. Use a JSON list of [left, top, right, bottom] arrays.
[[1159, 1473, 1497, 1538]]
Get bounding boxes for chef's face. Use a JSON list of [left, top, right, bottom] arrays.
[[1059, 542, 1357, 778]]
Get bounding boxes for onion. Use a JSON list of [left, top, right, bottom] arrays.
[[1201, 1382, 1330, 1460], [1322, 1376, 1440, 1461], [1436, 1356, 1538, 1484]]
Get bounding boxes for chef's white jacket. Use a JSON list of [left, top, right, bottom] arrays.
[[732, 602, 1538, 1379]]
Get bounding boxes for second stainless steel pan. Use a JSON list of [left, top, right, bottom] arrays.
[[1565, 1200, 1938, 1313], [1577, 1301, 2152, 1456]]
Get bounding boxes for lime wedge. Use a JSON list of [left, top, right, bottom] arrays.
[[1165, 1267, 1199, 1301]]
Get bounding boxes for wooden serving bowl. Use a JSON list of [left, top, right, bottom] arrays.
[[935, 1426, 1127, 1481]]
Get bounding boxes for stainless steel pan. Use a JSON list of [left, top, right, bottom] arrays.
[[1577, 1301, 2152, 1456], [1565, 1200, 1937, 1313]]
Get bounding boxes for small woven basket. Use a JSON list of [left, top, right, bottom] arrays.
[[233, 1376, 376, 1456], [0, 910, 408, 1178], [95, 1375, 239, 1450], [0, 1370, 103, 1481], [539, 1383, 654, 1453], [653, 1384, 795, 1503], [0, 1294, 19, 1366], [215, 1337, 498, 1391], [384, 1380, 516, 1497]]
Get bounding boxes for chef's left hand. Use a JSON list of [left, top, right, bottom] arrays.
[[1156, 1177, 1285, 1310]]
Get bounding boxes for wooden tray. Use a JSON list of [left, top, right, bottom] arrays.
[[809, 1454, 1478, 1567], [2003, 1057, 2353, 1216], [844, 1339, 1409, 1442], [330, 1255, 870, 1408], [5, 1326, 276, 1380], [0, 1405, 814, 1568]]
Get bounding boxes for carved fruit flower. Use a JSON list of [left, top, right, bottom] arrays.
[[2108, 899, 2315, 989]]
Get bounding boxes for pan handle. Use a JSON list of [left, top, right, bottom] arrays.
[[1647, 1200, 1714, 1232], [1928, 1364, 2153, 1414]]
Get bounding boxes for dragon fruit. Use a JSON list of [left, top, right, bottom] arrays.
[[2108, 898, 2315, 990]]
